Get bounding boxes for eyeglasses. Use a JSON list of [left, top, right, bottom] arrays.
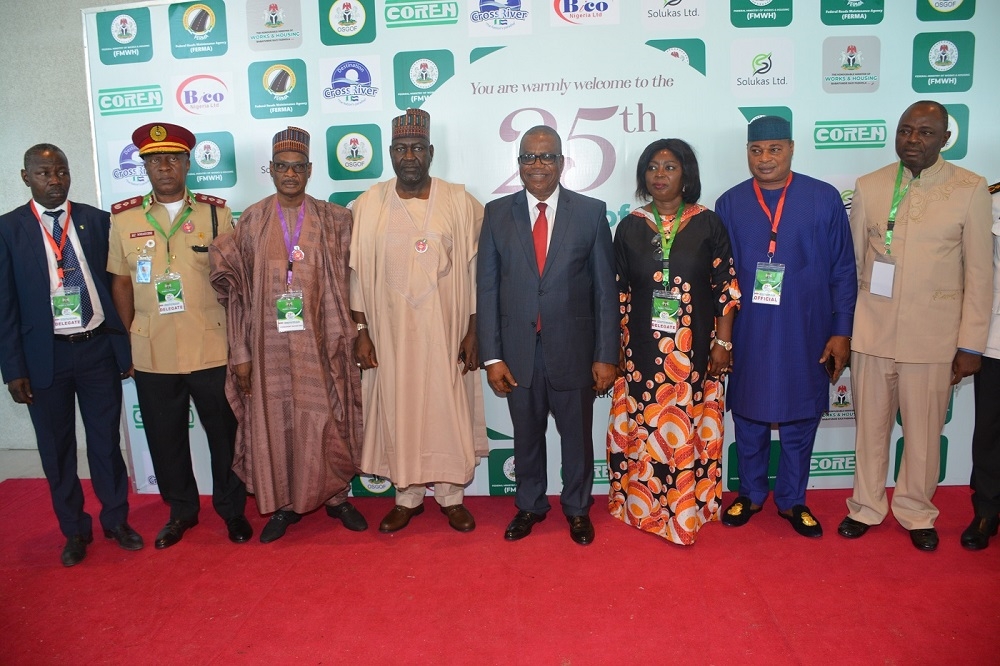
[[145, 154, 185, 167], [271, 161, 310, 174], [518, 153, 561, 165]]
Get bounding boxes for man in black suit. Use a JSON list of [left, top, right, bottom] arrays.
[[0, 144, 140, 566], [478, 126, 618, 545]]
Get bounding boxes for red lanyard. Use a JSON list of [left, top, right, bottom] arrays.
[[752, 173, 793, 259], [30, 200, 73, 283]]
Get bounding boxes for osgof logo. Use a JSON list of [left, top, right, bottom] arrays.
[[929, 40, 958, 72], [360, 475, 393, 493], [113, 143, 147, 186], [471, 0, 529, 29], [410, 58, 439, 89], [177, 74, 229, 115], [263, 64, 296, 99], [98, 85, 163, 116], [336, 132, 373, 171], [813, 120, 887, 149], [930, 0, 965, 11], [183, 4, 216, 39], [329, 0, 367, 36], [194, 140, 222, 169], [324, 60, 379, 105], [111, 14, 138, 43], [385, 0, 460, 27]]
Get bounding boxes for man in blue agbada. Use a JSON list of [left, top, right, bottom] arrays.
[[714, 116, 857, 538]]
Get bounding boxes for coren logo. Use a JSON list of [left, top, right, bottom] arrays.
[[809, 451, 856, 476], [813, 120, 886, 149], [98, 85, 163, 116], [385, 0, 459, 27]]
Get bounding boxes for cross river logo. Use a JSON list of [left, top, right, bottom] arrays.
[[98, 85, 163, 116], [385, 0, 459, 27], [813, 120, 886, 150]]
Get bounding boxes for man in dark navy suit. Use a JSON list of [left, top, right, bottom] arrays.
[[477, 126, 618, 545], [0, 144, 140, 566]]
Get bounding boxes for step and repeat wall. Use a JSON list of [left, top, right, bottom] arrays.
[[83, 0, 998, 496]]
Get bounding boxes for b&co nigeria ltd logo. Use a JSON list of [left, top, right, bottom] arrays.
[[263, 3, 285, 27], [330, 0, 366, 36], [263, 64, 296, 99], [113, 144, 147, 186], [929, 40, 958, 71], [194, 140, 221, 169], [112, 14, 137, 43], [324, 60, 379, 105], [336, 133, 373, 172], [183, 4, 216, 39], [471, 0, 529, 29], [177, 74, 230, 115], [410, 58, 439, 89]]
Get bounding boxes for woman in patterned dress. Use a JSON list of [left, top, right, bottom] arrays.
[[607, 138, 741, 545]]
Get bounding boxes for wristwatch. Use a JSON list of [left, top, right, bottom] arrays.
[[356, 322, 368, 332], [714, 338, 733, 351]]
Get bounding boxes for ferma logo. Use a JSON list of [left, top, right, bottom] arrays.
[[813, 120, 886, 149], [385, 0, 459, 27], [98, 85, 163, 116]]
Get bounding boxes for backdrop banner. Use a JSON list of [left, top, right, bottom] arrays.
[[84, 0, 997, 495]]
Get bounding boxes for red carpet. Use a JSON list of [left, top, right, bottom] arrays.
[[0, 479, 996, 665]]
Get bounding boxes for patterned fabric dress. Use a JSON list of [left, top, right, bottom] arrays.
[[607, 206, 740, 545]]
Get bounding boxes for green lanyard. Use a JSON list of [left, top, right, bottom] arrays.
[[143, 191, 193, 272], [885, 162, 913, 255], [652, 200, 684, 288]]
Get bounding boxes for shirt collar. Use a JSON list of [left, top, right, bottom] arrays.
[[526, 185, 560, 214]]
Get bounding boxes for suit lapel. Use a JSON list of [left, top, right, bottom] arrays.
[[18, 204, 50, 277], [541, 188, 573, 278], [511, 190, 540, 276]]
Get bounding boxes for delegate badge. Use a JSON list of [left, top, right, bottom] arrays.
[[752, 262, 785, 305], [870, 253, 895, 298], [276, 291, 305, 332], [51, 286, 82, 330], [136, 254, 152, 284], [155, 272, 186, 314], [651, 289, 680, 333]]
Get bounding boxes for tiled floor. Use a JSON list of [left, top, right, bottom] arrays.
[[0, 449, 89, 482]]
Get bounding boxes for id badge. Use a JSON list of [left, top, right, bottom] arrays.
[[870, 253, 895, 298], [651, 289, 680, 333], [155, 272, 185, 314], [51, 286, 82, 330], [136, 254, 152, 284], [752, 262, 785, 305], [276, 291, 305, 332]]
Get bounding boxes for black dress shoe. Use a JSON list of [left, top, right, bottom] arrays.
[[721, 496, 761, 527], [326, 501, 368, 532], [226, 515, 253, 544], [504, 510, 546, 541], [103, 523, 144, 551], [961, 515, 999, 551], [909, 527, 939, 552], [61, 534, 93, 567], [260, 510, 302, 543], [837, 516, 871, 539], [568, 515, 595, 546], [155, 517, 199, 550], [778, 505, 823, 538]]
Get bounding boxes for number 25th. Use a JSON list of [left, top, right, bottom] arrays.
[[494, 105, 657, 194]]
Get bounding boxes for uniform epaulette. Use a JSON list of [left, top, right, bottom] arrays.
[[110, 196, 144, 213], [194, 193, 227, 207], [989, 182, 1000, 195]]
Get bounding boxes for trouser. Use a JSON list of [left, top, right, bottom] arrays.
[[731, 412, 822, 511], [971, 356, 1000, 518], [395, 482, 465, 508]]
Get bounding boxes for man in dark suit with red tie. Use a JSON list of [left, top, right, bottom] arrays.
[[477, 126, 618, 545], [0, 144, 140, 566]]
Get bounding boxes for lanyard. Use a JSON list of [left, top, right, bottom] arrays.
[[652, 200, 684, 288], [752, 172, 793, 261], [276, 200, 306, 287], [143, 191, 193, 271], [885, 162, 912, 255], [31, 200, 73, 284]]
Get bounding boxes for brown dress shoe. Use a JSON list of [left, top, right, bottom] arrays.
[[379, 504, 424, 533], [440, 504, 475, 532]]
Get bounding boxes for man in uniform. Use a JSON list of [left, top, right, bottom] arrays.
[[351, 109, 487, 533], [210, 127, 365, 543], [108, 122, 251, 549], [840, 101, 993, 551], [715, 116, 857, 539], [1, 144, 140, 566]]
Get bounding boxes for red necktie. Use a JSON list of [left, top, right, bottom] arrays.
[[533, 202, 548, 331]]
